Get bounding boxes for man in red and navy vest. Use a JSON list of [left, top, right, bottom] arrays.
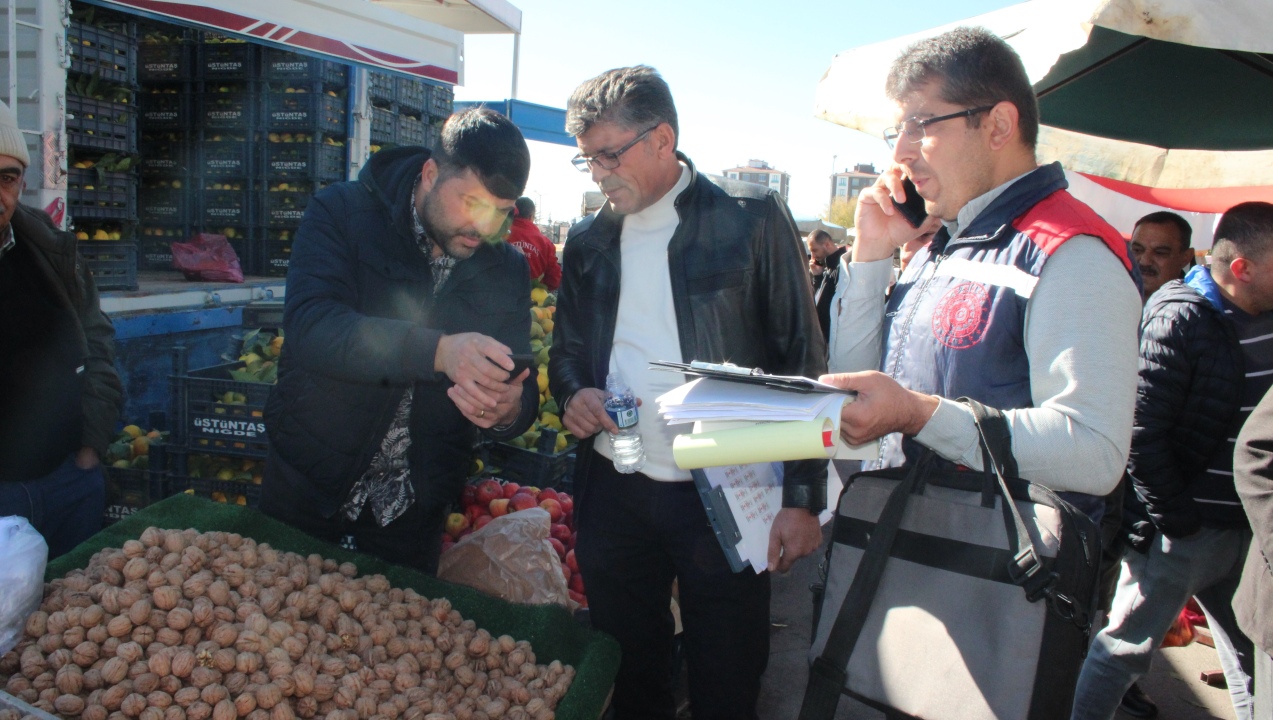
[[825, 25, 1139, 509]]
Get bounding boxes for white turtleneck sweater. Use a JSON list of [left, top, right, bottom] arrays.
[[593, 164, 693, 482]]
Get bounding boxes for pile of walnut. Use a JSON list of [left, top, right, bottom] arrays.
[[0, 528, 573, 720]]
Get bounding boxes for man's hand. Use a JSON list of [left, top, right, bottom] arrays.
[[447, 368, 529, 429], [853, 166, 943, 263], [820, 371, 941, 445], [767, 508, 822, 573], [561, 388, 618, 440], [809, 256, 825, 276], [74, 447, 100, 470], [435, 332, 519, 408]]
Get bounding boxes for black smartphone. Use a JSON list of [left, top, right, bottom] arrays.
[[507, 353, 537, 378], [892, 177, 928, 228]]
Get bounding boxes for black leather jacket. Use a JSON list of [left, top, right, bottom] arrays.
[[549, 154, 828, 512]]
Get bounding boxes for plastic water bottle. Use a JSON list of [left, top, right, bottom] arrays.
[[605, 372, 646, 473]]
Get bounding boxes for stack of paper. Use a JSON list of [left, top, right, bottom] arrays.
[[656, 378, 878, 469]]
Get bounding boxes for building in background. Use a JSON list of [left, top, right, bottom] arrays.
[[723, 159, 790, 202], [830, 163, 879, 204]]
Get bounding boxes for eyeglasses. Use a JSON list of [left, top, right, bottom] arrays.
[[571, 124, 659, 172], [883, 105, 997, 149]]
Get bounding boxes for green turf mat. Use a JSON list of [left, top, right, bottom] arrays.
[[47, 493, 618, 719]]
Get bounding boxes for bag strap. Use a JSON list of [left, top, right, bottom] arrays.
[[798, 454, 932, 720], [961, 398, 1057, 603]]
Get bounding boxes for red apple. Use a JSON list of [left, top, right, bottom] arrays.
[[560, 564, 572, 583], [457, 528, 473, 540], [558, 494, 574, 518], [509, 493, 538, 513], [444, 512, 469, 539], [474, 515, 494, 531], [539, 488, 559, 502], [465, 504, 485, 526], [475, 478, 503, 507], [539, 498, 563, 523], [548, 537, 566, 561], [550, 523, 572, 544], [523, 486, 541, 500], [441, 539, 455, 554], [460, 485, 477, 508], [565, 549, 579, 574], [568, 590, 587, 607], [569, 572, 585, 594], [501, 482, 521, 499], [488, 498, 510, 517]]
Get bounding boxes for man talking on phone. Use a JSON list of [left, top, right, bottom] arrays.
[[262, 108, 539, 574], [825, 27, 1140, 524]]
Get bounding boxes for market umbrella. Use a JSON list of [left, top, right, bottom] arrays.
[[814, 0, 1273, 202]]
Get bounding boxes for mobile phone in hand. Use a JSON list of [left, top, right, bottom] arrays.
[[487, 353, 537, 380], [892, 177, 928, 228]]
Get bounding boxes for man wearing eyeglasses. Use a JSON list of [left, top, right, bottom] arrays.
[[549, 65, 826, 720], [822, 27, 1141, 714], [0, 99, 123, 558]]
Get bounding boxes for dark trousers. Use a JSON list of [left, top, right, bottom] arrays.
[[575, 451, 770, 720], [0, 453, 105, 559], [260, 452, 445, 574]]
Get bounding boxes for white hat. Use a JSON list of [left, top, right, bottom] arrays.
[[0, 99, 30, 167]]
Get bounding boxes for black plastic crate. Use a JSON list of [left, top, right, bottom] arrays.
[[179, 475, 262, 507], [138, 41, 193, 82], [262, 228, 294, 277], [79, 240, 138, 291], [139, 183, 191, 223], [368, 71, 395, 104], [428, 84, 454, 119], [482, 432, 576, 489], [139, 134, 189, 175], [67, 168, 137, 221], [201, 90, 257, 128], [397, 113, 426, 146], [68, 21, 137, 85], [138, 90, 192, 128], [66, 95, 136, 153], [264, 91, 346, 132], [138, 225, 187, 270], [242, 300, 285, 329], [199, 37, 258, 79], [262, 186, 313, 227], [396, 77, 426, 113], [423, 122, 441, 151], [201, 186, 255, 226], [264, 140, 345, 180], [371, 106, 396, 144], [103, 463, 170, 526], [263, 48, 348, 86], [200, 139, 255, 177], [178, 361, 272, 458]]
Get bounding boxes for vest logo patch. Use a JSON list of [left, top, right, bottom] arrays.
[[932, 282, 990, 349]]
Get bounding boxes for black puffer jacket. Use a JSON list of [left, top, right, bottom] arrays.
[[549, 154, 828, 511], [1123, 275, 1244, 552]]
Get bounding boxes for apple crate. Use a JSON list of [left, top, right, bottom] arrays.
[[427, 83, 454, 119], [177, 362, 272, 459], [264, 48, 349, 86], [368, 70, 395, 105], [199, 36, 258, 79], [262, 187, 314, 227], [68, 20, 136, 85], [396, 77, 427, 113], [103, 446, 171, 526], [138, 41, 193, 82], [140, 183, 189, 223], [263, 228, 294, 277], [201, 187, 255, 226], [200, 138, 256, 177], [139, 134, 190, 175], [138, 90, 192, 129], [265, 140, 345, 180], [78, 240, 138, 291], [138, 225, 187, 270], [67, 168, 137, 221], [66, 95, 136, 154], [370, 106, 397, 144], [265, 90, 347, 133], [483, 431, 576, 490], [397, 113, 427, 146], [201, 90, 258, 128]]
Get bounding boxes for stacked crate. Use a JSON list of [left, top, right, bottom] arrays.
[[367, 70, 452, 157], [259, 49, 350, 276], [136, 22, 195, 270], [66, 10, 140, 290]]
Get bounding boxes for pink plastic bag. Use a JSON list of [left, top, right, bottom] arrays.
[[171, 232, 244, 283]]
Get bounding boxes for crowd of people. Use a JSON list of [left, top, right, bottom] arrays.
[[2, 20, 1273, 720]]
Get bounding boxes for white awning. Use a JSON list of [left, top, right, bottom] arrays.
[[366, 0, 521, 35], [91, 0, 483, 84]]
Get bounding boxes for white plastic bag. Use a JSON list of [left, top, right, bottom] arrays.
[[0, 516, 48, 654], [438, 508, 573, 608]]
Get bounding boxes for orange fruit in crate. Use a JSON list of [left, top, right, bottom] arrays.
[[131, 437, 150, 457]]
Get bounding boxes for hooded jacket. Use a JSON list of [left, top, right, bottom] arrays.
[[264, 147, 538, 516], [1122, 268, 1246, 551]]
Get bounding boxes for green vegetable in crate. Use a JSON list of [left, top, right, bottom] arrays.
[[104, 425, 167, 469], [222, 328, 284, 385]]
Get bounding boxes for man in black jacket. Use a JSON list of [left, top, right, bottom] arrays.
[[0, 99, 123, 558], [1073, 202, 1273, 720], [262, 109, 539, 574], [807, 228, 845, 344], [549, 65, 826, 720]]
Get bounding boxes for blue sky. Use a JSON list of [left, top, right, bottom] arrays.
[[455, 0, 1020, 223]]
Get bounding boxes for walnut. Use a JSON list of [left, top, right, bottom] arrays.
[[189, 666, 222, 690], [73, 640, 101, 668], [173, 688, 202, 708], [212, 649, 237, 674], [200, 684, 229, 706], [121, 693, 148, 718], [186, 702, 212, 720], [133, 672, 161, 695], [146, 692, 174, 709], [155, 628, 184, 647], [115, 642, 144, 665], [101, 657, 129, 685], [56, 663, 85, 694], [139, 529, 164, 549], [123, 559, 150, 583], [148, 649, 173, 677], [83, 704, 109, 720], [153, 587, 182, 612], [171, 650, 196, 678], [55, 693, 87, 715], [209, 625, 238, 649]]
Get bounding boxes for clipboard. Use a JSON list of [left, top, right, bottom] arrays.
[[650, 360, 855, 396], [691, 462, 784, 573]]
